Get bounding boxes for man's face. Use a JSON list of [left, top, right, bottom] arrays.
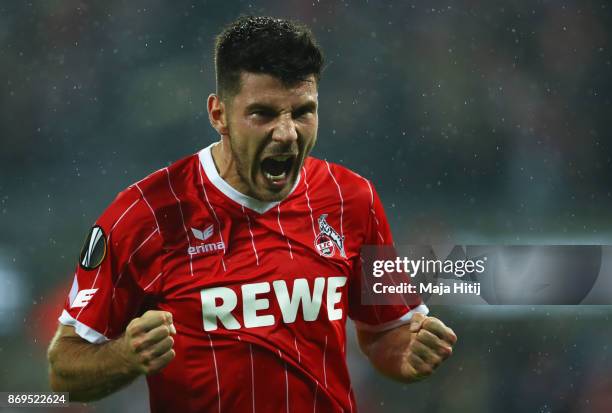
[[222, 72, 319, 202]]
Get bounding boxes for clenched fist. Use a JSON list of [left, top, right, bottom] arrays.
[[116, 310, 177, 375], [402, 313, 457, 381]]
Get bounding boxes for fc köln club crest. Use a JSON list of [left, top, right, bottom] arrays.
[[315, 214, 346, 258]]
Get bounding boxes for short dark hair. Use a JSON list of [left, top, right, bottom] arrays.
[[214, 16, 324, 99]]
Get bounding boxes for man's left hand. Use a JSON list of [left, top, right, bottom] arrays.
[[401, 313, 457, 381]]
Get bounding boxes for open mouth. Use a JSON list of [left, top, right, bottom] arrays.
[[260, 154, 296, 185]]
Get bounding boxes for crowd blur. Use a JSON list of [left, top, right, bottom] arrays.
[[1, 1, 611, 412]]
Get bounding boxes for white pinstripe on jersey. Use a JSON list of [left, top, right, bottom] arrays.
[[312, 381, 318, 413], [208, 333, 222, 413], [111, 227, 159, 300], [323, 335, 328, 388], [110, 197, 139, 232], [325, 161, 344, 241], [135, 182, 160, 232], [249, 343, 256, 413], [284, 360, 290, 413], [276, 204, 294, 259], [143, 271, 164, 291], [197, 162, 227, 272], [301, 166, 317, 242], [242, 205, 260, 266], [165, 167, 194, 277], [363, 178, 385, 243], [294, 335, 301, 363]]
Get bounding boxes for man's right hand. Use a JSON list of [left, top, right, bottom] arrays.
[[116, 310, 177, 375]]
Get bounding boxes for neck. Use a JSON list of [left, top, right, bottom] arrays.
[[210, 138, 249, 195]]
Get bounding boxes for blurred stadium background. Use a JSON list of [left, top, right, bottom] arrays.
[[1, 0, 611, 412]]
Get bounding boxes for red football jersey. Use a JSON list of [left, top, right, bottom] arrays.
[[59, 143, 428, 413]]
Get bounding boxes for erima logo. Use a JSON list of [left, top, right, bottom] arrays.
[[315, 214, 346, 258], [71, 288, 98, 308], [192, 225, 214, 241], [188, 224, 224, 256], [188, 241, 225, 256]]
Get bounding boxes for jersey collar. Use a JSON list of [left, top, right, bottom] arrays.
[[199, 143, 301, 214]]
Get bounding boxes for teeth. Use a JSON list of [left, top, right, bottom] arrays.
[[264, 171, 287, 181]]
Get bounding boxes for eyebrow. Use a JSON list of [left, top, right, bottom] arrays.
[[244, 103, 276, 113], [244, 100, 318, 114], [295, 101, 317, 113]]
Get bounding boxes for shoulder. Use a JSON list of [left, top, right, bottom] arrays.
[[303, 157, 376, 208], [128, 152, 200, 198], [99, 152, 200, 231]]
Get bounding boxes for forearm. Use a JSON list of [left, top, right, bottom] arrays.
[[47, 333, 139, 401], [357, 324, 419, 383], [357, 314, 456, 383]]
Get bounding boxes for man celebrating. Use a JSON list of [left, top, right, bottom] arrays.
[[47, 16, 457, 412]]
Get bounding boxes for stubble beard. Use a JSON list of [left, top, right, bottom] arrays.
[[226, 130, 253, 195], [227, 130, 281, 202]]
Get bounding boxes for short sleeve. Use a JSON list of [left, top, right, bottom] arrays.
[[58, 186, 163, 343], [348, 181, 428, 332]]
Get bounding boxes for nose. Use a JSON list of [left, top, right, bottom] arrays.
[[271, 114, 298, 144]]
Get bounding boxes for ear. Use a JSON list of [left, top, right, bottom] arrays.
[[207, 93, 229, 136]]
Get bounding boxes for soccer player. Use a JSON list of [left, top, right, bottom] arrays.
[[47, 16, 457, 412]]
